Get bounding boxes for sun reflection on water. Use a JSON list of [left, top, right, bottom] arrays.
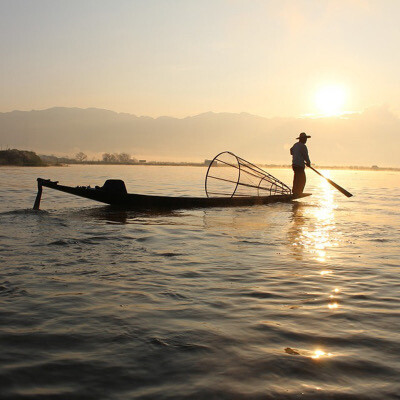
[[289, 171, 339, 262], [328, 288, 341, 310], [288, 174, 345, 313], [285, 347, 335, 360], [328, 302, 339, 309], [311, 349, 333, 359]]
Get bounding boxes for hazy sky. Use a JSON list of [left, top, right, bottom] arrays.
[[1, 0, 400, 118]]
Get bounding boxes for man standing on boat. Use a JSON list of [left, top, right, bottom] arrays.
[[290, 132, 311, 195]]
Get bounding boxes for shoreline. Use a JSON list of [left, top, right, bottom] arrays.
[[1, 162, 399, 171]]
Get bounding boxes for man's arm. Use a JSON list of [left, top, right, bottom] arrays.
[[303, 146, 311, 167]]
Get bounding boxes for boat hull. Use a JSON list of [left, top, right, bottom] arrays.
[[35, 178, 311, 210]]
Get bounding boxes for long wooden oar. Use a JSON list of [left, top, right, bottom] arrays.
[[308, 166, 353, 197]]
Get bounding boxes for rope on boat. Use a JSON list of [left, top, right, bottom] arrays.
[[205, 151, 291, 198]]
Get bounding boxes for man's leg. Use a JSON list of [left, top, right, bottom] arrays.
[[299, 168, 306, 194], [292, 166, 305, 195], [292, 166, 300, 194]]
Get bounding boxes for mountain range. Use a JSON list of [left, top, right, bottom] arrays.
[[0, 106, 398, 166]]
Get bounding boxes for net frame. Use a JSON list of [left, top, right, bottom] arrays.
[[205, 151, 292, 198]]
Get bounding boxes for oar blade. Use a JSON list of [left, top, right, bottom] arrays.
[[309, 166, 353, 197], [326, 178, 353, 197]]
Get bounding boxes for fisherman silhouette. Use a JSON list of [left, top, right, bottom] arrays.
[[290, 132, 311, 195]]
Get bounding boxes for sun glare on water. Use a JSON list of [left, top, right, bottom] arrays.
[[315, 85, 347, 116]]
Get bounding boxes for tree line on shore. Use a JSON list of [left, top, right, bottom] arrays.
[[75, 152, 138, 164], [0, 149, 141, 166], [0, 149, 46, 166], [0, 148, 206, 167]]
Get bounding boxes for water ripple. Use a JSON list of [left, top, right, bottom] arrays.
[[0, 167, 399, 399]]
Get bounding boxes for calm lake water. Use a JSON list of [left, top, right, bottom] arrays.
[[1, 165, 399, 399]]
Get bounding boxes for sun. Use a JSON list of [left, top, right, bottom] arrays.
[[315, 85, 347, 116]]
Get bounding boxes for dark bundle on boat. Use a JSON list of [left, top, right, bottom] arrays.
[[33, 151, 310, 210]]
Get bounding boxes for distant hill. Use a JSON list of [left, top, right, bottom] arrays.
[[0, 107, 287, 162], [0, 106, 399, 167], [0, 149, 46, 166]]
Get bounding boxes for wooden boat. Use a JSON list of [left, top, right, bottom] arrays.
[[33, 178, 311, 210], [33, 152, 313, 210]]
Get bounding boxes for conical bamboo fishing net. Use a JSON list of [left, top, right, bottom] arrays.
[[205, 151, 291, 198]]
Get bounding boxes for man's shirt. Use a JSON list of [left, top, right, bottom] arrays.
[[290, 142, 311, 167]]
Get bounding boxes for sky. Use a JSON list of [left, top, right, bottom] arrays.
[[1, 0, 400, 118]]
